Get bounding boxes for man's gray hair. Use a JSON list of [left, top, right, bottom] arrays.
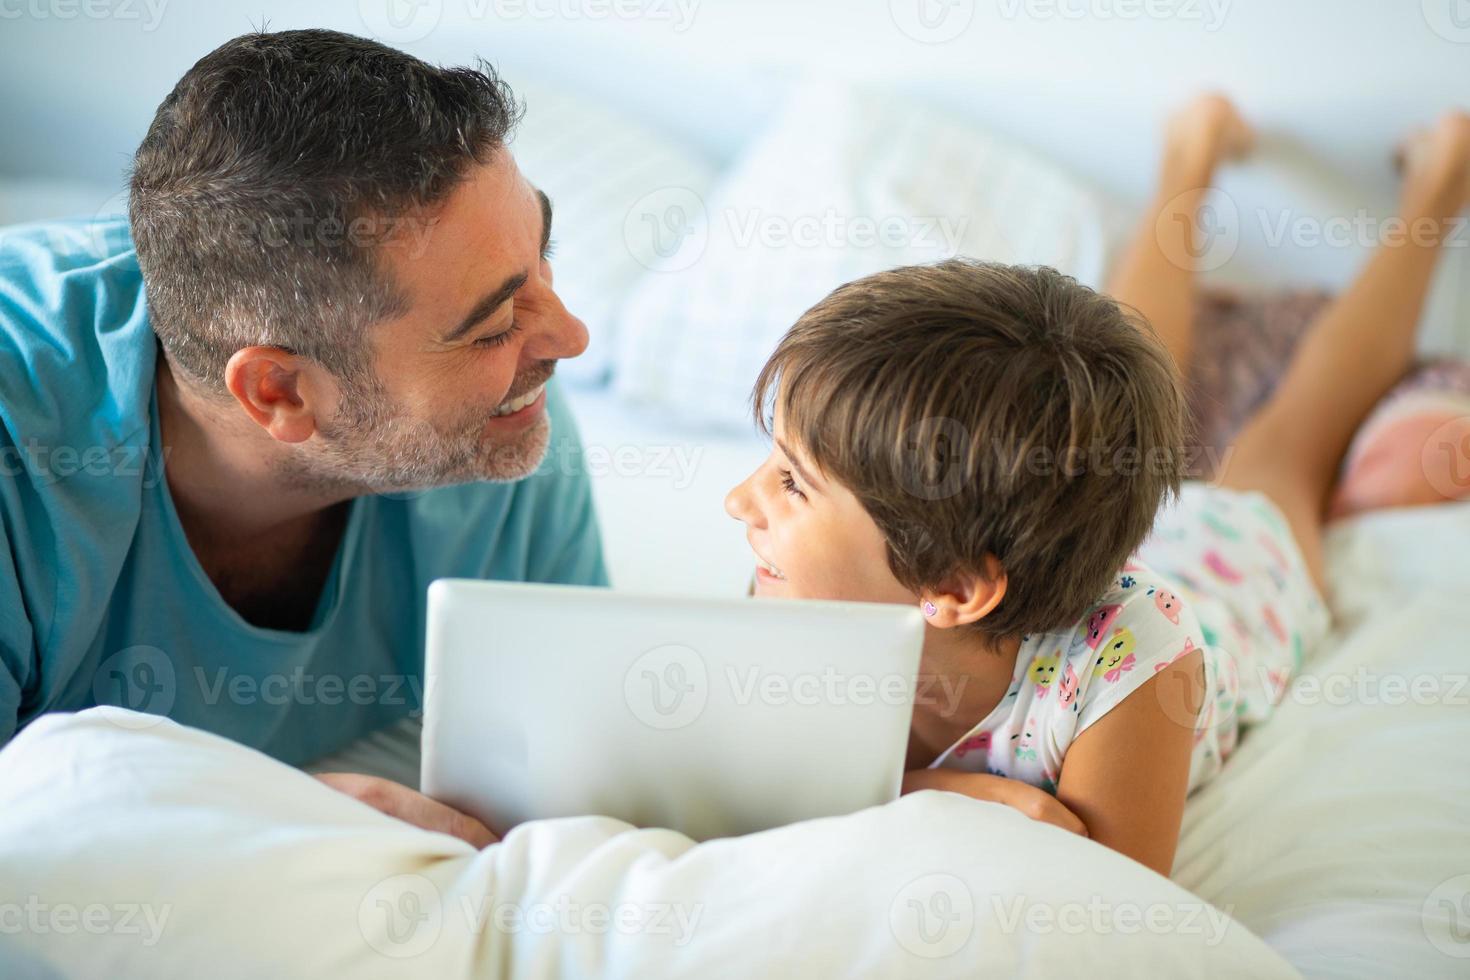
[[129, 28, 522, 394]]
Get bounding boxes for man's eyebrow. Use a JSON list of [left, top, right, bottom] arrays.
[[776, 438, 824, 490], [442, 271, 528, 343], [537, 188, 554, 257]]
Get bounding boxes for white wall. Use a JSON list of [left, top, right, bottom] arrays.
[[2, 0, 1468, 311]]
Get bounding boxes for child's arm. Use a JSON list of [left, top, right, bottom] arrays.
[[1055, 650, 1206, 876], [902, 769, 1088, 838]]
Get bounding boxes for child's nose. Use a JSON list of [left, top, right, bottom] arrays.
[[724, 475, 762, 528]]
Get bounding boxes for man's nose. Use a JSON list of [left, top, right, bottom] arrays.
[[525, 289, 589, 363]]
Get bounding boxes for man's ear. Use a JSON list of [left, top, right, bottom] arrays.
[[223, 347, 321, 444], [919, 554, 1007, 628]]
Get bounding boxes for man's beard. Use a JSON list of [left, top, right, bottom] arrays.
[[276, 365, 555, 497]]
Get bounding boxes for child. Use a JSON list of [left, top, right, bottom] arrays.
[[724, 95, 1470, 876]]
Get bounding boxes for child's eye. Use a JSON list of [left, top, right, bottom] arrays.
[[778, 469, 807, 500], [475, 321, 522, 348]]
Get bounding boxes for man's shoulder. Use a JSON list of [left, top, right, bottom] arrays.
[[0, 217, 155, 448]]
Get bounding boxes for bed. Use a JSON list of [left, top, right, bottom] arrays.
[[2, 75, 1469, 977]]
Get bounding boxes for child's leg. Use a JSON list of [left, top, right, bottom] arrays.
[[1216, 114, 1470, 592], [1106, 94, 1255, 373]]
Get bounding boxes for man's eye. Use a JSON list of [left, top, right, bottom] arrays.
[[475, 322, 522, 348]]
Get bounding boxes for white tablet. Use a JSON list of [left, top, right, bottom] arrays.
[[421, 579, 925, 841]]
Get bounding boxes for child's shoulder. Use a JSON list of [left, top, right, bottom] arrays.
[[1018, 559, 1205, 722]]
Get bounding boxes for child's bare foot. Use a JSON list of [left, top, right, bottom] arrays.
[[1163, 93, 1255, 182], [1397, 112, 1470, 217]]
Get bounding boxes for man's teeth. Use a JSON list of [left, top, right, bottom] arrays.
[[490, 383, 545, 417], [758, 557, 786, 580]]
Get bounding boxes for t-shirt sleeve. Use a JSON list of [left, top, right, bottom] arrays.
[[523, 382, 609, 589], [1072, 583, 1207, 738]]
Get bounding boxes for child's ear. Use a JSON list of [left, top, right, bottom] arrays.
[[919, 555, 1007, 628]]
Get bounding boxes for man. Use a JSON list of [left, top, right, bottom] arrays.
[[0, 30, 603, 839]]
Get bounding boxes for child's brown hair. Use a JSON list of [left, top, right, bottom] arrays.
[[752, 259, 1188, 637]]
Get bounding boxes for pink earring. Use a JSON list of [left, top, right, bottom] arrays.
[[922, 601, 937, 617]]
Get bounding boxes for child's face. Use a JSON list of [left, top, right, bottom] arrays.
[[724, 406, 915, 605]]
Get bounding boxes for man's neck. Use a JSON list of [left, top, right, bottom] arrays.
[[154, 358, 352, 549]]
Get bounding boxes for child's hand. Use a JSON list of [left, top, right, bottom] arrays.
[[902, 769, 1089, 838]]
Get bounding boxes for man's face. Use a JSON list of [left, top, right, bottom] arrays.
[[297, 148, 587, 494]]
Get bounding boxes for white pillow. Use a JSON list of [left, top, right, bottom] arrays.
[[0, 708, 1297, 978], [610, 81, 1117, 428], [510, 80, 719, 386]]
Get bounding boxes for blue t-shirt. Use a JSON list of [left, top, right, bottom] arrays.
[[0, 218, 607, 763]]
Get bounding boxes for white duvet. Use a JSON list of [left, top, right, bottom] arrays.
[[1, 501, 1467, 978]]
